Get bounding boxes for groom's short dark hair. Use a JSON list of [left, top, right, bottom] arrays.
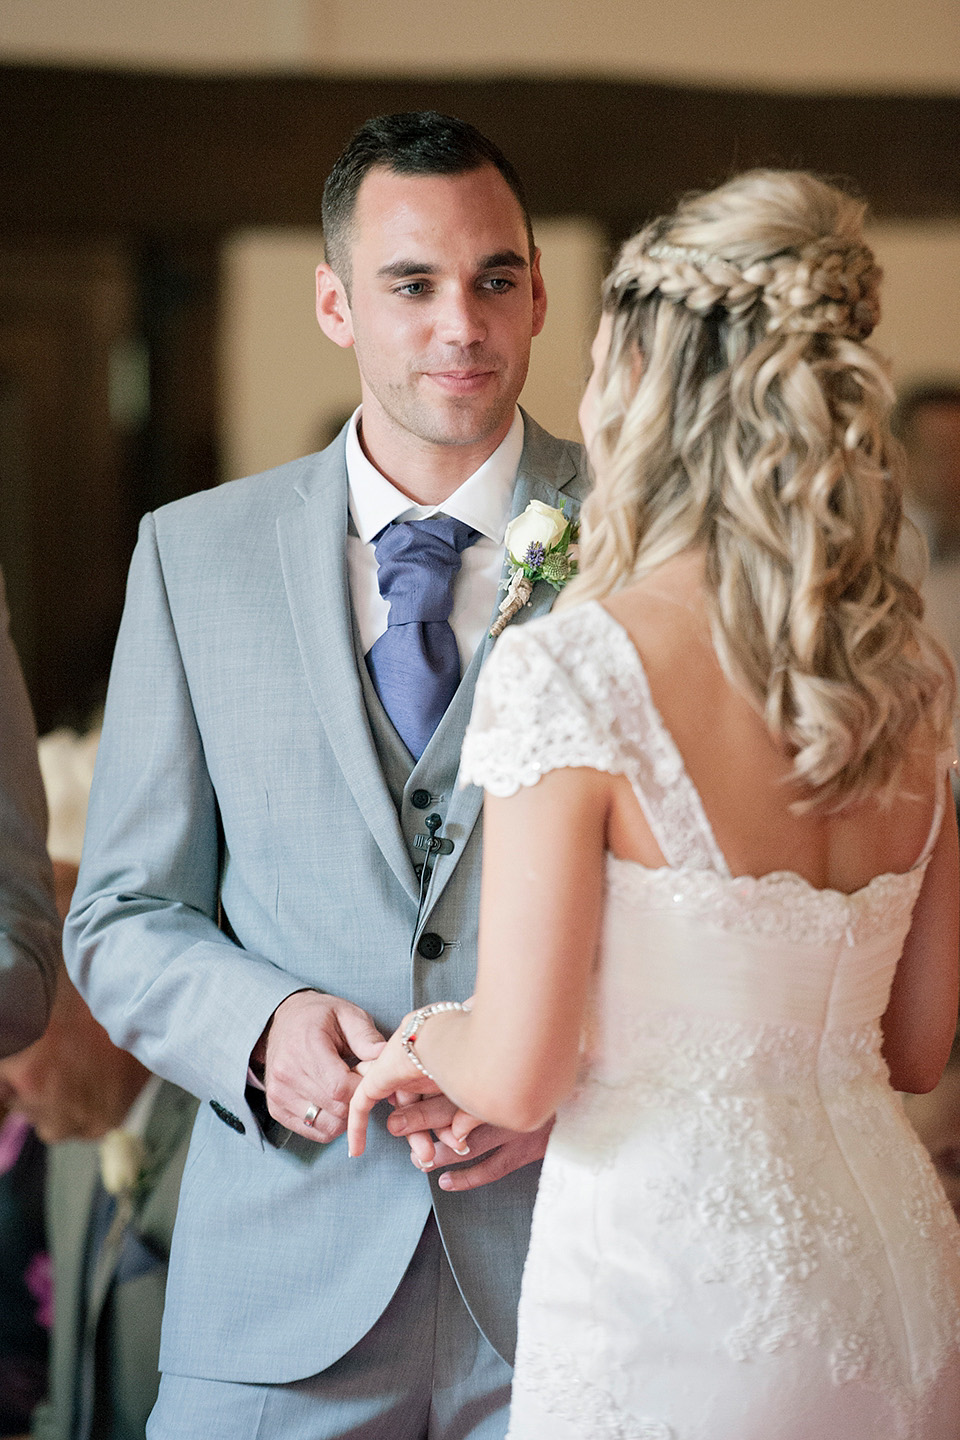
[[321, 111, 535, 289]]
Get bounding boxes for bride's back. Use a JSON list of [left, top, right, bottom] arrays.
[[602, 557, 942, 897]]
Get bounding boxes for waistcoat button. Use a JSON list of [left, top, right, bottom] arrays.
[[417, 932, 445, 960], [411, 789, 431, 809]]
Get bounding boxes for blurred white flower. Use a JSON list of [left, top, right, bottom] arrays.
[[98, 1128, 146, 1196]]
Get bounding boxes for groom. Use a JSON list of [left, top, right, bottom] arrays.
[[65, 112, 588, 1437]]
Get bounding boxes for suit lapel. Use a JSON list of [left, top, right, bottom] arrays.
[[84, 1086, 196, 1328], [416, 415, 583, 928], [53, 1141, 100, 1367], [277, 448, 418, 901]]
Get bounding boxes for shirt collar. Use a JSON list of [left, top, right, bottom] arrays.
[[120, 1073, 162, 1140], [345, 406, 523, 545]]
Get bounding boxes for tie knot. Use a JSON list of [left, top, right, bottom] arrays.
[[372, 516, 480, 625]]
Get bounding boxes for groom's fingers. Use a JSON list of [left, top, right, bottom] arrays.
[[435, 1122, 554, 1191], [336, 1003, 387, 1064], [263, 990, 377, 1140], [387, 1094, 458, 1137]]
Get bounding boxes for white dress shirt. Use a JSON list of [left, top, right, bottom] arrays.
[[345, 406, 523, 670]]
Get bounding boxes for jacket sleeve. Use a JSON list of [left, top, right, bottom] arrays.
[[64, 514, 303, 1148], [0, 569, 58, 1055]]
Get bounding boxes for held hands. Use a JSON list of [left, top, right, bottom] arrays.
[[387, 1093, 554, 1191], [258, 992, 552, 1187], [346, 1017, 554, 1187], [260, 990, 387, 1143]]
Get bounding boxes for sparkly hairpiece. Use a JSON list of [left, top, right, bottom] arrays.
[[647, 242, 727, 268]]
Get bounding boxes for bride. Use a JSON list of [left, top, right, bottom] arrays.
[[348, 169, 960, 1438]]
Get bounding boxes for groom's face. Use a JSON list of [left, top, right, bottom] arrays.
[[317, 164, 546, 461]]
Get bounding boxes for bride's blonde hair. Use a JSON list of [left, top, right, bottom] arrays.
[[565, 168, 954, 810]]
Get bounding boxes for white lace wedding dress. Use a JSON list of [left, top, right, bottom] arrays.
[[460, 601, 960, 1440]]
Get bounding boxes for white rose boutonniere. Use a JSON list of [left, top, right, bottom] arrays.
[[490, 500, 580, 638]]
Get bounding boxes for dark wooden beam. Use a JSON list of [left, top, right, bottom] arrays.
[[2, 67, 958, 237]]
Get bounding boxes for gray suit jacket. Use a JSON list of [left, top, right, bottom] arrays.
[[65, 413, 588, 1385], [0, 569, 59, 1056], [32, 1081, 198, 1440]]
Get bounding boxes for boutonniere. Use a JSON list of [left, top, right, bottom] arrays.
[[490, 500, 580, 638], [98, 1128, 147, 1199]]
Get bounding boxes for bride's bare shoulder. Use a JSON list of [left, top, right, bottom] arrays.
[[599, 556, 717, 679]]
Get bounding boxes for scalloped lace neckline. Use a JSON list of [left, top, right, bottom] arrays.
[[606, 852, 924, 904]]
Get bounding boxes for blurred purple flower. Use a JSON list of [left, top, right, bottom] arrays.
[[26, 1250, 53, 1330], [0, 1112, 30, 1175]]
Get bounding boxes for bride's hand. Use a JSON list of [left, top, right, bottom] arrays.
[[348, 1025, 442, 1157]]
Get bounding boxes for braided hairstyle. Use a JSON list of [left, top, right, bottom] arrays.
[[565, 169, 953, 810]]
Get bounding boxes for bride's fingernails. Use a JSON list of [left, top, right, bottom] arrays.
[[453, 1143, 470, 1156]]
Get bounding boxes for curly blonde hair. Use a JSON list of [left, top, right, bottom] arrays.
[[565, 169, 954, 810]]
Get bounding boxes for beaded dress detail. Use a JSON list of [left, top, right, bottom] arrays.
[[460, 601, 960, 1440]]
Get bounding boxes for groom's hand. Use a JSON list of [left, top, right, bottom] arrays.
[[260, 990, 385, 1143], [387, 1095, 553, 1190]]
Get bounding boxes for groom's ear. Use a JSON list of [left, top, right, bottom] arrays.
[[316, 263, 355, 349]]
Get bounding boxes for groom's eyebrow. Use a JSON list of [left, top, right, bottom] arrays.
[[478, 250, 529, 270], [377, 260, 440, 278], [376, 251, 529, 280]]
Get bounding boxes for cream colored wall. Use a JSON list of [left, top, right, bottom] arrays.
[[220, 228, 353, 480], [2, 0, 958, 92], [219, 217, 603, 480], [868, 223, 960, 385], [314, 0, 960, 92]]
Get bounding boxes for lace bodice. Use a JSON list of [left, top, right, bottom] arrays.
[[461, 602, 960, 1440]]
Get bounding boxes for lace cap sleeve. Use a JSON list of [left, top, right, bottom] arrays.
[[459, 615, 623, 797]]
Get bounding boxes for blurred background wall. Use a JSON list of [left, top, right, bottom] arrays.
[[0, 0, 958, 726], [3, 0, 957, 88]]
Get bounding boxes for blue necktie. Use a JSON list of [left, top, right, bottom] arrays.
[[366, 516, 480, 760]]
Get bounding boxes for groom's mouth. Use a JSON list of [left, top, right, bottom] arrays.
[[423, 369, 498, 396]]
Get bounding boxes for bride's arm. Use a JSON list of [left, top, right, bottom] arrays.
[[882, 782, 960, 1094], [348, 766, 609, 1155]]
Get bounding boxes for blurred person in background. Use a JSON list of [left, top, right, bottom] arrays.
[[0, 727, 197, 1440], [896, 381, 960, 566], [0, 1104, 49, 1438], [0, 566, 61, 1437], [895, 382, 960, 780], [904, 1031, 960, 1222], [0, 568, 59, 1057]]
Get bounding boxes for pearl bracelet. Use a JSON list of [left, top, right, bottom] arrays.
[[400, 1000, 470, 1083]]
